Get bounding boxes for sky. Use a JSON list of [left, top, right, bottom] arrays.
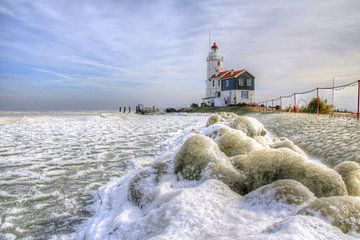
[[0, 0, 360, 111]]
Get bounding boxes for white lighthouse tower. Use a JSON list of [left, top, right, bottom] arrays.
[[205, 42, 224, 99]]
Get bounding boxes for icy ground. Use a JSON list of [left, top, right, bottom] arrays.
[[0, 112, 208, 239], [75, 113, 359, 240], [252, 113, 360, 166], [1, 112, 359, 240]]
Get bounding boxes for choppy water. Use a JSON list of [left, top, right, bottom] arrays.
[[0, 112, 208, 239]]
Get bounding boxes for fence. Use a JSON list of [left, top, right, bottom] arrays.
[[258, 80, 360, 122]]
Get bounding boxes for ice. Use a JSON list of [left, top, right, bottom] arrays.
[[77, 176, 357, 240], [0, 112, 208, 239], [252, 113, 360, 166], [75, 117, 358, 240], [1, 111, 359, 239]]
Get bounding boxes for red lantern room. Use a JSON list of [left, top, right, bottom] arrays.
[[211, 42, 218, 50]]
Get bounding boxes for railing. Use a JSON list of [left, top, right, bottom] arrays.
[[258, 80, 360, 122]]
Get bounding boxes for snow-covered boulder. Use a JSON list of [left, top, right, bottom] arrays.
[[334, 161, 360, 196], [263, 215, 348, 238], [219, 112, 238, 119], [200, 123, 233, 142], [254, 135, 273, 147], [271, 138, 306, 156], [243, 179, 315, 207], [174, 134, 245, 194], [206, 114, 223, 126], [217, 130, 263, 157], [229, 116, 267, 137], [128, 162, 167, 208], [298, 196, 360, 233], [234, 148, 347, 197]]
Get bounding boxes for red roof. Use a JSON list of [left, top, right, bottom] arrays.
[[210, 69, 245, 80], [211, 42, 218, 50], [222, 69, 244, 79]]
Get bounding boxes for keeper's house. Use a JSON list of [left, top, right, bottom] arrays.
[[202, 42, 255, 107]]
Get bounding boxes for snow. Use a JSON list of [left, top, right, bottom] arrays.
[[1, 112, 359, 239], [75, 115, 359, 240], [0, 112, 208, 239], [252, 113, 360, 166]]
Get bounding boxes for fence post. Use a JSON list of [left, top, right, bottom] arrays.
[[316, 88, 320, 116], [266, 100, 268, 112], [293, 94, 297, 113], [357, 80, 360, 122]]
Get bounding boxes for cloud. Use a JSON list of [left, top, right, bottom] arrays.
[[0, 0, 359, 110]]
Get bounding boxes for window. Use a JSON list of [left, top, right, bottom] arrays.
[[217, 61, 220, 66], [239, 78, 244, 86], [247, 79, 252, 86], [241, 91, 249, 99], [218, 80, 220, 86], [217, 92, 221, 97], [225, 80, 229, 87], [212, 80, 214, 87]]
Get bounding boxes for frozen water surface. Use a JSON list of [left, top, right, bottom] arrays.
[[0, 112, 208, 239], [252, 113, 360, 166], [1, 112, 359, 240], [75, 114, 358, 240]]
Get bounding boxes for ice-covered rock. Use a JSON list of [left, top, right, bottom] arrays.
[[199, 123, 233, 142], [218, 112, 238, 119], [298, 196, 360, 233], [202, 161, 245, 194], [128, 162, 167, 208], [229, 116, 267, 137], [235, 148, 347, 197], [243, 179, 315, 207], [335, 161, 360, 196], [271, 138, 307, 156], [206, 114, 223, 126], [254, 135, 273, 147], [174, 134, 227, 180], [231, 154, 248, 170], [174, 134, 245, 194], [263, 215, 349, 239], [217, 129, 263, 157]]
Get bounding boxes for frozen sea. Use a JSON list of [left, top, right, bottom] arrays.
[[0, 112, 208, 239], [0, 112, 358, 240], [252, 113, 360, 166]]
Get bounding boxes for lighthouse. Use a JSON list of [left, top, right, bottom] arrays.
[[205, 42, 224, 99], [203, 42, 256, 107], [207, 42, 224, 80]]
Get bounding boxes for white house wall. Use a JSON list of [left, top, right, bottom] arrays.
[[219, 89, 255, 105]]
